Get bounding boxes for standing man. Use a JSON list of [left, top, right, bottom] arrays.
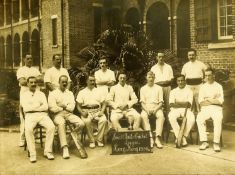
[[181, 49, 207, 113], [140, 71, 165, 148], [76, 75, 108, 148], [168, 74, 195, 147], [107, 71, 141, 131], [48, 75, 87, 159], [151, 51, 174, 114], [21, 76, 55, 163], [16, 54, 41, 147], [94, 57, 116, 97], [44, 54, 71, 92], [197, 68, 224, 152]]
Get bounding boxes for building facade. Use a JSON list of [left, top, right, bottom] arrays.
[[0, 0, 234, 75]]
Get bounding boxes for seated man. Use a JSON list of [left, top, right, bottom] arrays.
[[197, 68, 224, 152], [21, 76, 55, 163], [48, 75, 87, 159], [168, 74, 195, 147], [76, 75, 108, 148], [107, 71, 141, 131], [140, 71, 165, 148]]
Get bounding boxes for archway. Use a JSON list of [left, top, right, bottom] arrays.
[[177, 0, 190, 59], [0, 37, 5, 67], [6, 35, 12, 67], [31, 29, 40, 66], [14, 33, 20, 67], [125, 7, 140, 31], [146, 2, 170, 49], [22, 31, 29, 63], [0, 0, 4, 26]]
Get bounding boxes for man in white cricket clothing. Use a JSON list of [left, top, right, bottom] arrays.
[[197, 68, 224, 152], [140, 71, 165, 148], [21, 76, 55, 163], [168, 74, 195, 147], [181, 49, 207, 113]]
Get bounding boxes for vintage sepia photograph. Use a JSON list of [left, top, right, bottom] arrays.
[[0, 0, 235, 174]]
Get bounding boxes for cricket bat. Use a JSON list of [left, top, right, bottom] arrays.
[[176, 106, 188, 148]]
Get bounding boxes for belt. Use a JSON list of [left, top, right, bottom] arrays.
[[25, 111, 47, 113], [156, 82, 171, 87], [82, 105, 100, 109], [186, 78, 202, 85]]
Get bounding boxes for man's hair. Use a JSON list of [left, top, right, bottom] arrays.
[[175, 74, 185, 81], [59, 75, 68, 83], [156, 50, 165, 57], [205, 67, 215, 74], [146, 71, 155, 77], [27, 76, 36, 83], [187, 48, 197, 55], [117, 70, 126, 78], [24, 54, 32, 59], [99, 56, 107, 62], [52, 54, 61, 60]]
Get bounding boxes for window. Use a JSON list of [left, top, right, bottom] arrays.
[[51, 17, 58, 46], [217, 0, 233, 39], [195, 0, 212, 42]]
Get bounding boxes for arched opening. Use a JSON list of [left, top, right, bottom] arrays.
[[31, 0, 39, 18], [0, 37, 5, 67], [6, 35, 13, 67], [31, 29, 40, 66], [177, 0, 190, 59], [6, 1, 11, 25], [21, 0, 29, 20], [22, 31, 29, 63], [146, 2, 170, 50], [125, 7, 140, 31], [107, 8, 121, 29], [13, 0, 19, 22], [0, 0, 4, 26], [14, 33, 20, 67]]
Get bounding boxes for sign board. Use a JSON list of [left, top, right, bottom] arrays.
[[111, 129, 152, 155]]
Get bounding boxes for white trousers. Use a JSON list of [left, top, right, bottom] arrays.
[[24, 112, 55, 156], [141, 110, 165, 137], [196, 106, 223, 143], [187, 84, 201, 113], [168, 108, 195, 138], [53, 111, 85, 148], [81, 109, 108, 143], [110, 108, 141, 130]]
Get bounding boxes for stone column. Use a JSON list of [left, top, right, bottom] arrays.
[[19, 0, 22, 21], [3, 0, 6, 26], [19, 40, 23, 66]]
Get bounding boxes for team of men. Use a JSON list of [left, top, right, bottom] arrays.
[[17, 49, 224, 163]]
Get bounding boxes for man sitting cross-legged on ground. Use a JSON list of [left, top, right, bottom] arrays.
[[21, 76, 55, 163], [140, 71, 165, 148], [107, 71, 141, 131], [76, 74, 108, 148], [197, 68, 224, 152], [168, 74, 195, 147], [48, 75, 87, 159]]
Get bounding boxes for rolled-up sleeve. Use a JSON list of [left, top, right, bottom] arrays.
[[127, 86, 138, 108], [66, 92, 75, 112], [48, 91, 63, 113]]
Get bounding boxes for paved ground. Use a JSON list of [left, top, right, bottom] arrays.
[[1, 129, 235, 175]]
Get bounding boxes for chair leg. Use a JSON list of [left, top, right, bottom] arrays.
[[40, 127, 43, 148], [189, 131, 193, 144], [220, 134, 223, 147]]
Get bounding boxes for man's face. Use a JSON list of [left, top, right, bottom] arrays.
[[25, 55, 33, 67], [99, 59, 107, 70], [28, 78, 37, 91], [157, 53, 164, 64], [147, 74, 155, 85], [188, 51, 196, 62], [205, 71, 214, 84], [118, 74, 126, 86], [87, 76, 96, 87], [177, 76, 186, 89], [59, 76, 68, 90], [53, 55, 62, 67]]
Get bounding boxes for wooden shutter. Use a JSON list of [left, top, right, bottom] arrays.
[[195, 0, 212, 42]]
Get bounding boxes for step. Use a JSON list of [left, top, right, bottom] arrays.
[[223, 121, 235, 131]]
